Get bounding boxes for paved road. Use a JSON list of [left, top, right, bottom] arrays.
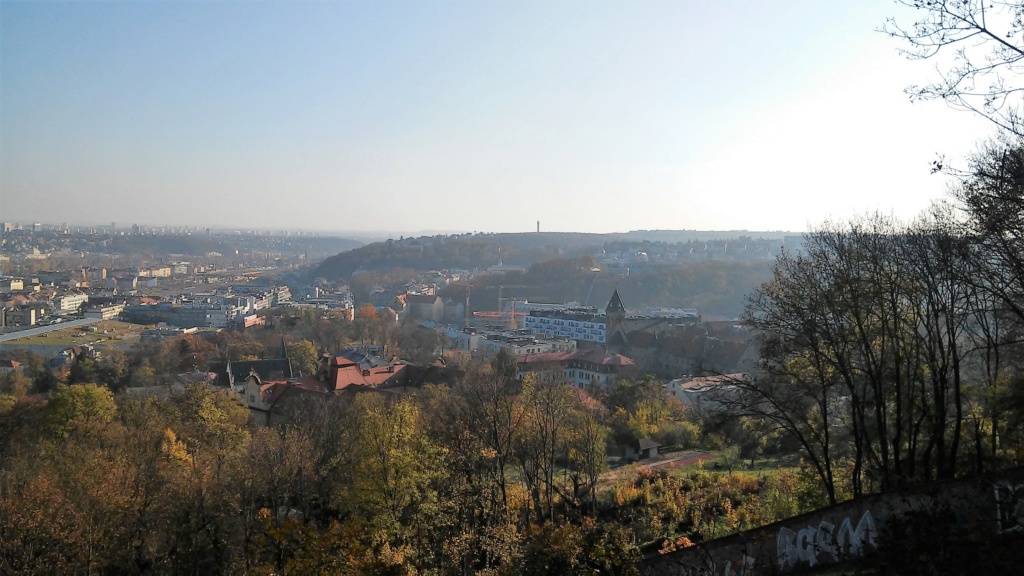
[[0, 318, 101, 344]]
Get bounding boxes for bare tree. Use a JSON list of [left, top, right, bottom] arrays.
[[737, 212, 996, 500], [739, 241, 847, 504], [883, 0, 1024, 136], [955, 137, 1024, 323]]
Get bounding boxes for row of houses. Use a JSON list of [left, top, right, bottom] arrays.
[[119, 285, 292, 329], [228, 346, 456, 426]]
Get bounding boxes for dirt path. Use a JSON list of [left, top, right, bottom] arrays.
[[599, 450, 716, 488], [645, 451, 713, 470]]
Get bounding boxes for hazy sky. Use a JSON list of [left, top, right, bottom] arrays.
[[0, 1, 997, 235]]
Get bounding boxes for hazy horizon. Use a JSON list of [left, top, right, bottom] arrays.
[[1, 218, 803, 240], [1, 1, 996, 233]]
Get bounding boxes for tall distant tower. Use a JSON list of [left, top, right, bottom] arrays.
[[605, 290, 626, 333], [537, 221, 540, 233]]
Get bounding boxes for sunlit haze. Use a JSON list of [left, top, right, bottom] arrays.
[[0, 1, 997, 235]]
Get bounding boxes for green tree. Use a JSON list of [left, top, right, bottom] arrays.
[[286, 339, 319, 377], [46, 383, 117, 438], [0, 370, 31, 399]]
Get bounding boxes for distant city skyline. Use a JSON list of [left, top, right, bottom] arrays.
[[0, 1, 996, 233], [1, 218, 800, 241]]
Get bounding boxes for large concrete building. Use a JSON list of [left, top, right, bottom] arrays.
[[522, 307, 607, 344], [515, 348, 637, 389], [456, 327, 576, 356]]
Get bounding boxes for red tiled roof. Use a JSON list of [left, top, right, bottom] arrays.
[[259, 377, 330, 404], [326, 359, 406, 392], [259, 381, 291, 404]]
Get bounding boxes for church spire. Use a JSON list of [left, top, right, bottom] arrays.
[[606, 289, 626, 315], [604, 289, 627, 350]]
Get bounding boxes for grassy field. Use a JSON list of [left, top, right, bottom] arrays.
[[600, 450, 801, 486], [668, 453, 802, 477], [6, 320, 145, 348]]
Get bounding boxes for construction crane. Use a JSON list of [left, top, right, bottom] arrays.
[[470, 284, 530, 329]]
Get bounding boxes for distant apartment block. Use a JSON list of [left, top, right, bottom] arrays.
[[456, 327, 577, 356], [0, 277, 25, 292], [138, 266, 172, 278], [84, 303, 125, 320], [232, 285, 291, 307], [522, 307, 607, 344], [3, 306, 37, 326], [54, 292, 89, 312]]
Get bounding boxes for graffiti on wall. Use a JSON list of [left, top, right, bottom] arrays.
[[642, 554, 757, 576], [776, 510, 877, 569], [994, 481, 1024, 533]]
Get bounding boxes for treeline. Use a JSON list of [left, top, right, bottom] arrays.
[[0, 350, 815, 575], [313, 234, 598, 280], [731, 138, 1024, 504], [101, 235, 364, 260], [312, 232, 778, 279]]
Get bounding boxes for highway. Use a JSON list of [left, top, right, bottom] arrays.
[[0, 318, 101, 344]]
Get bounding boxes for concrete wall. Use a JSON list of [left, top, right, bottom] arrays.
[[641, 467, 1024, 576]]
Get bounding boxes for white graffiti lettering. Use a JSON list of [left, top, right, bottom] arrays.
[[777, 511, 876, 569], [642, 554, 756, 576]]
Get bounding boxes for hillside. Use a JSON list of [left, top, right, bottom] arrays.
[[312, 230, 794, 281]]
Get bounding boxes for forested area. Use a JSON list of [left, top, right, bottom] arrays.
[[730, 140, 1024, 505], [0, 342, 817, 575], [702, 0, 1024, 509], [316, 233, 778, 311]]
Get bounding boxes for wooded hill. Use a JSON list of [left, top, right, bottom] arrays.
[[312, 231, 787, 316], [311, 231, 792, 280]]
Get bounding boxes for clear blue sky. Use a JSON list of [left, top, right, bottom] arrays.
[[0, 1, 995, 234]]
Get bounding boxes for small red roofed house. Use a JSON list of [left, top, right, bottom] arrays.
[[316, 356, 408, 394], [667, 373, 749, 416], [240, 372, 330, 426], [391, 294, 408, 314], [0, 360, 22, 377]]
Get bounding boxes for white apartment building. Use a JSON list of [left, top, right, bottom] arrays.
[[522, 310, 607, 344], [457, 328, 577, 356], [54, 292, 89, 312], [84, 303, 125, 320]]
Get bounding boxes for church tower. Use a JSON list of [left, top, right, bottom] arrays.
[[605, 290, 627, 346]]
